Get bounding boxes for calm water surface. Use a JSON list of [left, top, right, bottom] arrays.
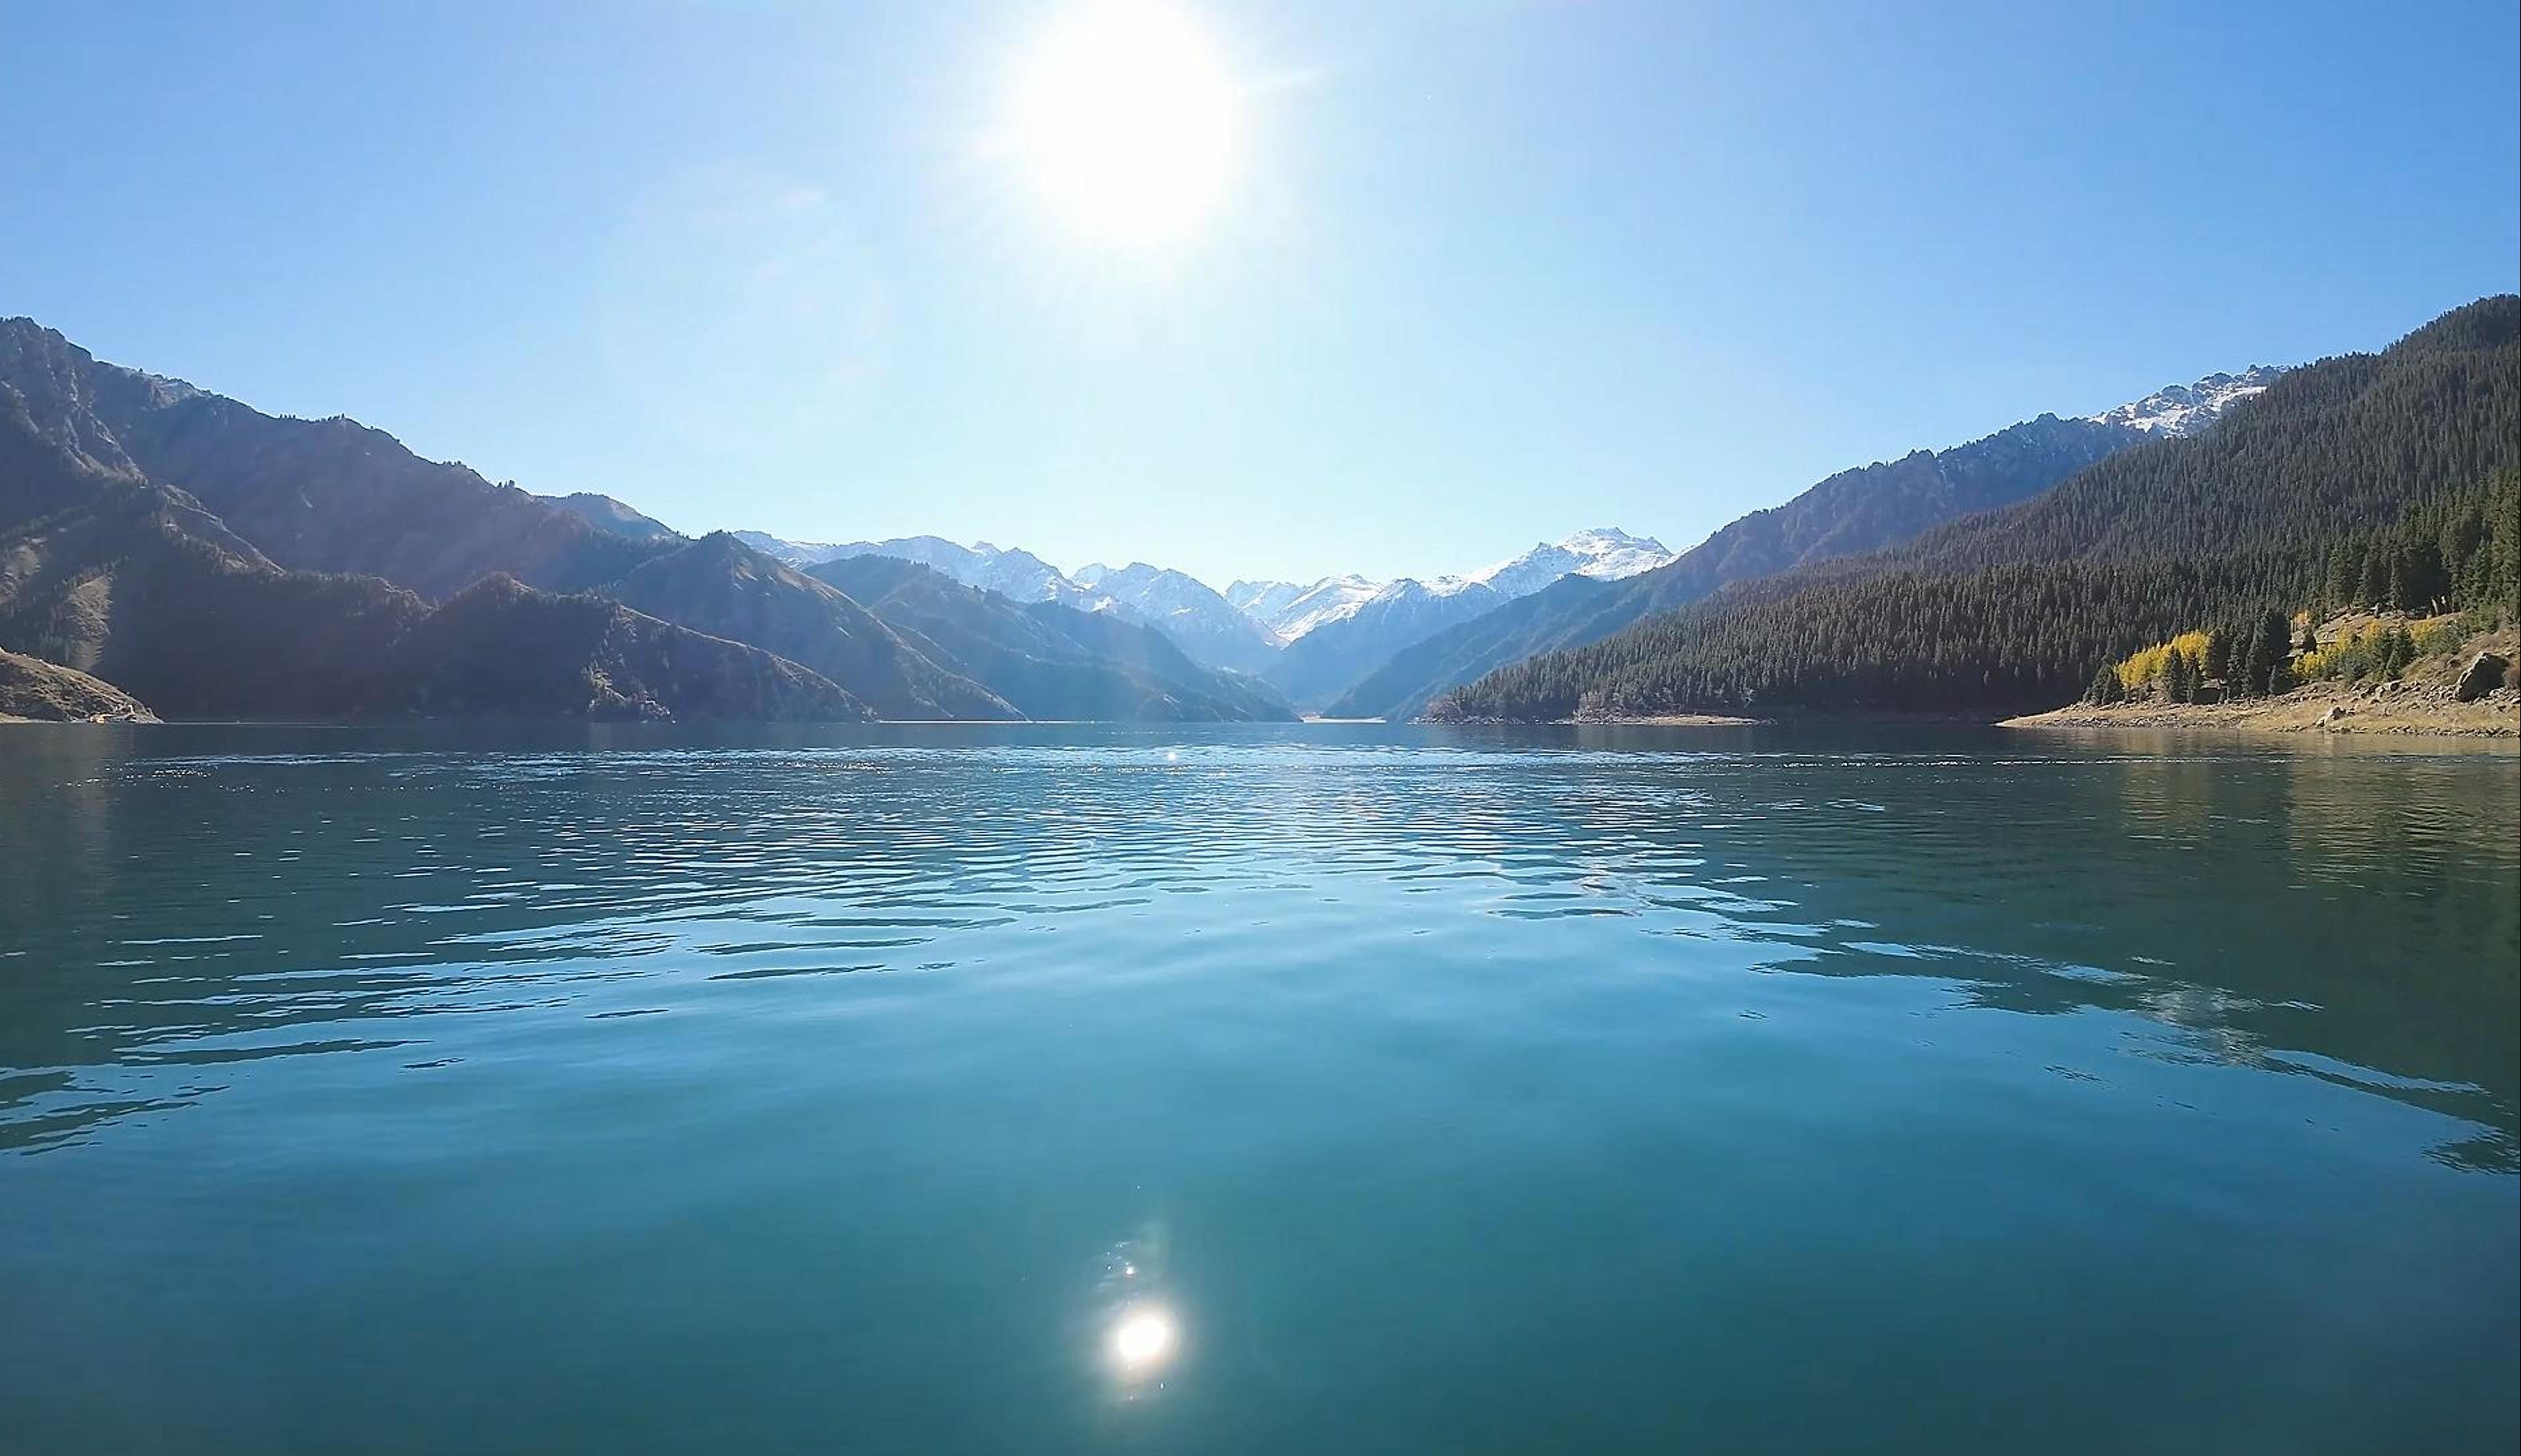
[[2, 723, 2515, 1453]]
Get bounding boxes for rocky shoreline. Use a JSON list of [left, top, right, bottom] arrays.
[[2003, 677, 2520, 739]]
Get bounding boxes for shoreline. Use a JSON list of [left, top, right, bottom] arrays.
[[2001, 681, 2520, 739], [1427, 712, 1769, 727], [1564, 712, 1767, 727]]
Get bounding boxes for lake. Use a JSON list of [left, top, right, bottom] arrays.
[[2, 723, 2514, 1454]]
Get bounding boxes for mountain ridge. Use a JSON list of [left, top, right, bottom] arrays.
[[0, 319, 1274, 723], [807, 555, 1294, 721], [1429, 295, 2520, 721], [1071, 559, 1284, 674], [1326, 384, 2272, 720]]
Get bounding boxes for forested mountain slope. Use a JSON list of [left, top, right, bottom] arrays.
[[1866, 296, 2520, 575], [1432, 296, 2520, 721], [1331, 413, 2146, 719]]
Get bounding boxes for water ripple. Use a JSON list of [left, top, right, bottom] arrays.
[[1, 724, 2514, 1172]]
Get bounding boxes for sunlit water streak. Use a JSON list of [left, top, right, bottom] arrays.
[[1, 722, 2514, 1454]]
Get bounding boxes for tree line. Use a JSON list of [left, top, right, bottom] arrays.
[[1430, 297, 2518, 722]]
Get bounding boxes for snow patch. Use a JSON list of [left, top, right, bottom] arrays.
[[2088, 365, 2288, 437]]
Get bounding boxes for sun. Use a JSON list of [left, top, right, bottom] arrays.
[[1005, 1, 1239, 247]]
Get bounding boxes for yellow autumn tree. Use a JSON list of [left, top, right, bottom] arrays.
[[2113, 630, 2214, 692]]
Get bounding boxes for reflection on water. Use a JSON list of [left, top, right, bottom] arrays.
[[1093, 1230, 1182, 1395], [0, 722, 2514, 1454], [5, 724, 2512, 1165]]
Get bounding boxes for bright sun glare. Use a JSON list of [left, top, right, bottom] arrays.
[[1110, 1304, 1178, 1372], [1007, 1, 1238, 247]]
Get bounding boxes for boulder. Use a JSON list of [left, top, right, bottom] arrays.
[[2454, 652, 2512, 703]]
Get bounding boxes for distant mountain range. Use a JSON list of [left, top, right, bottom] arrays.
[[1246, 528, 1678, 710], [808, 555, 1288, 721], [730, 524, 1683, 711], [1070, 559, 1282, 675], [1, 303, 2325, 726], [1227, 528, 1676, 642], [0, 319, 1290, 723], [726, 367, 2288, 717]]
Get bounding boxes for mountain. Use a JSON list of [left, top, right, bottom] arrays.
[[0, 335, 867, 723], [1430, 296, 2521, 721], [1227, 574, 1383, 641], [2, 307, 2347, 727], [1327, 411, 2179, 720], [743, 535, 1292, 716], [65, 361, 667, 599], [2090, 365, 2286, 436], [1234, 528, 1668, 646], [782, 534, 1105, 610], [1467, 527, 1676, 599], [373, 573, 872, 721], [789, 533, 1289, 675], [4, 319, 1292, 723], [542, 492, 682, 541], [600, 533, 1019, 720], [806, 555, 1294, 721], [746, 526, 1672, 694], [1326, 574, 1627, 721], [730, 529, 836, 564], [0, 319, 923, 723], [1263, 576, 1507, 710], [1072, 560, 1283, 673], [1, 646, 157, 721], [1246, 527, 1674, 708]]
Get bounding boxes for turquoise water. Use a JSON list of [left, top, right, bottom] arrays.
[[2, 723, 2514, 1453]]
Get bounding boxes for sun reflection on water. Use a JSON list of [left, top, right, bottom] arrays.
[[1110, 1304, 1178, 1372], [1094, 1234, 1182, 1396]]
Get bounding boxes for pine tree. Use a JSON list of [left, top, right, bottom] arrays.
[[2165, 649, 2195, 703], [2252, 610, 2292, 694], [2361, 549, 2392, 607], [2378, 624, 2418, 677], [2204, 625, 2233, 681]]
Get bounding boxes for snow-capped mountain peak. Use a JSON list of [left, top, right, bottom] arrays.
[[737, 533, 1110, 610], [1228, 528, 1672, 641], [1073, 561, 1285, 671], [1229, 574, 1385, 641], [2089, 365, 2287, 437], [1466, 526, 1676, 599], [1556, 526, 1675, 577]]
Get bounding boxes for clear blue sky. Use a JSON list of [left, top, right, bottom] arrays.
[[5, 1, 2515, 586]]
